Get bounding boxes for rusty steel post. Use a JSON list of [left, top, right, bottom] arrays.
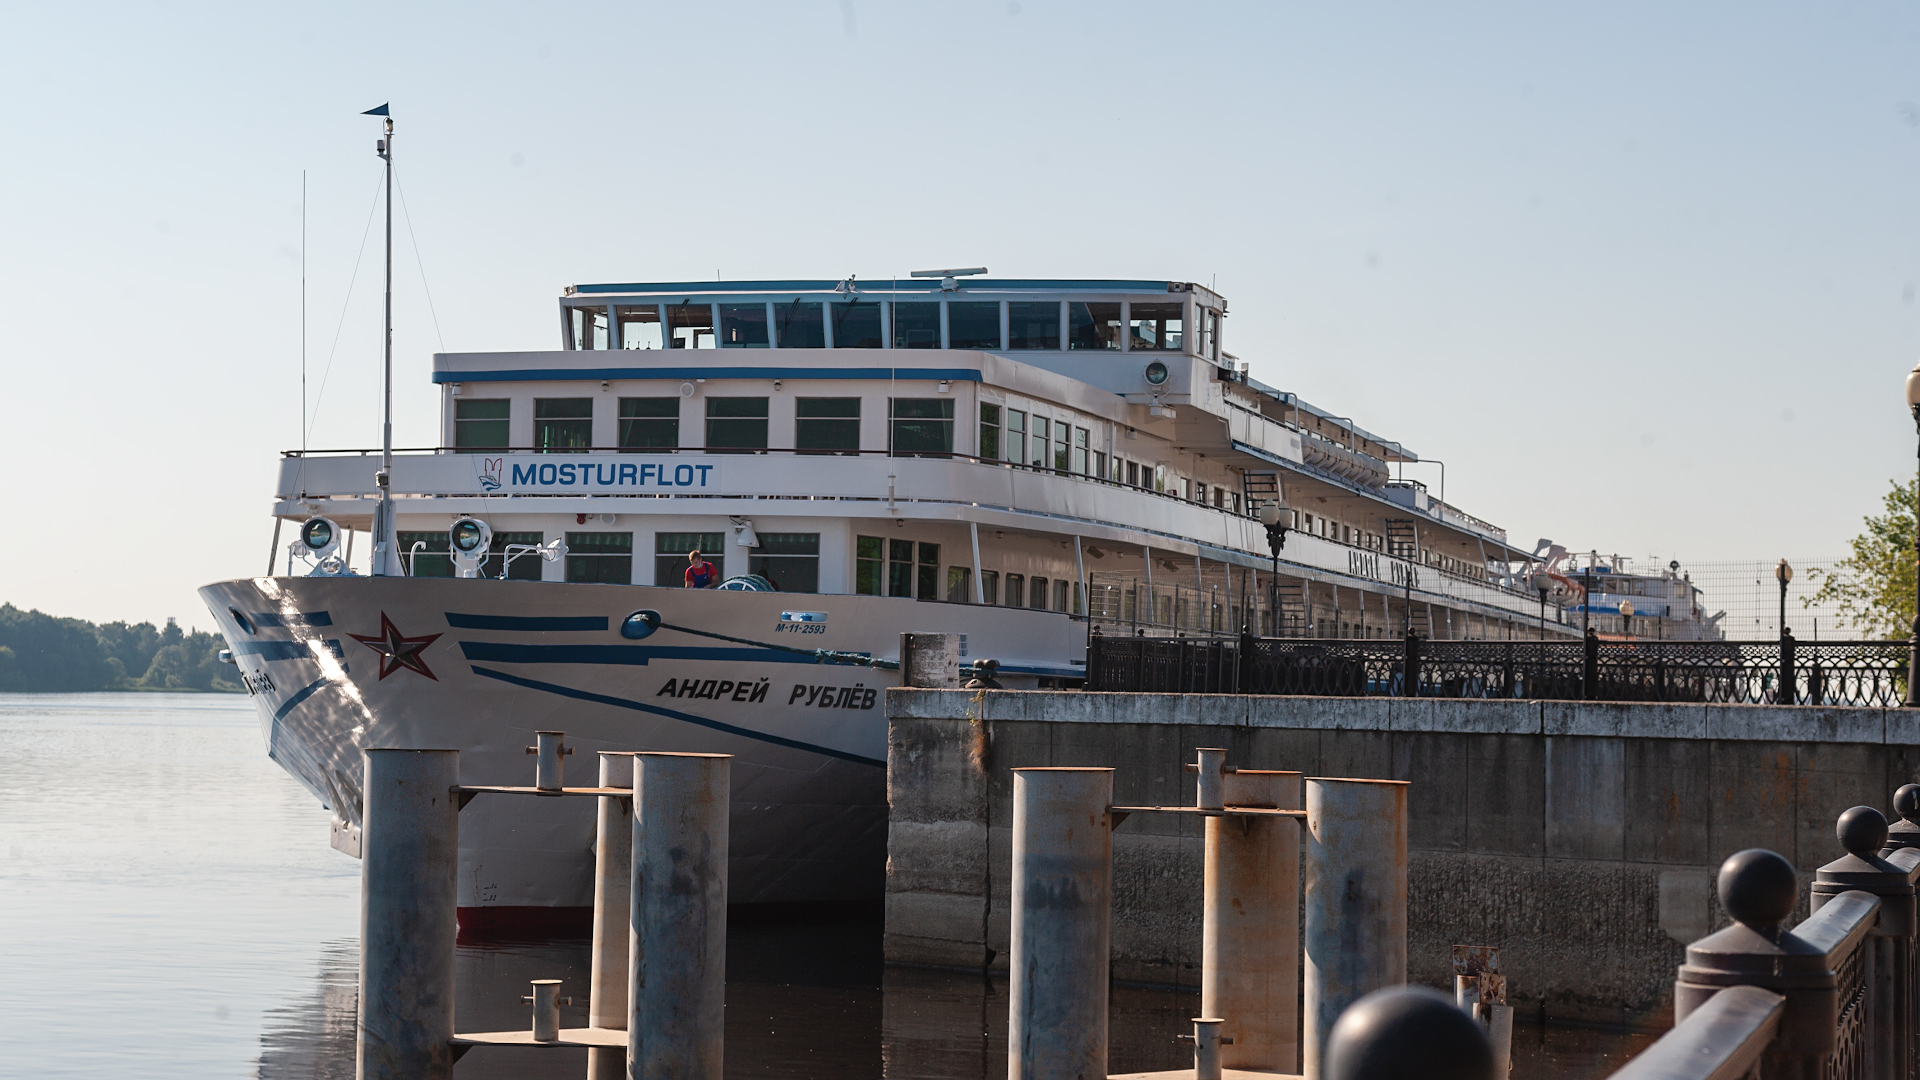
[[358, 748, 459, 1080], [588, 751, 635, 1080], [1008, 767, 1114, 1080], [1202, 768, 1303, 1073], [527, 730, 570, 790], [1303, 777, 1409, 1080], [629, 752, 730, 1080]]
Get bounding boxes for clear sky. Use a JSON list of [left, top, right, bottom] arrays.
[[4, 2, 1918, 628]]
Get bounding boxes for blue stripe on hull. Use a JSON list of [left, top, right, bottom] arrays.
[[458, 642, 828, 665], [468, 665, 884, 767]]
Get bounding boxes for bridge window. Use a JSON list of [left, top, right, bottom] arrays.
[[796, 398, 860, 454], [947, 301, 1002, 350], [1203, 310, 1220, 360], [890, 398, 954, 456], [855, 536, 884, 595], [654, 532, 723, 588], [1068, 302, 1122, 350], [706, 397, 769, 452], [978, 403, 1000, 460], [1030, 417, 1049, 467], [1052, 421, 1069, 472], [1005, 573, 1025, 608], [399, 530, 544, 580], [534, 398, 593, 452], [454, 399, 509, 452], [774, 300, 825, 348], [832, 301, 883, 348], [1008, 302, 1061, 349], [887, 539, 915, 597], [720, 303, 770, 348], [566, 532, 633, 584], [668, 304, 714, 349], [749, 533, 819, 593], [617, 305, 662, 349], [1093, 450, 1107, 479], [1005, 410, 1027, 463], [571, 306, 609, 350], [892, 302, 941, 349], [1073, 427, 1089, 474], [1129, 302, 1183, 351], [618, 398, 678, 452], [917, 542, 941, 600]]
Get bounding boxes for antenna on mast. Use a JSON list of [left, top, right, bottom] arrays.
[[364, 102, 395, 576]]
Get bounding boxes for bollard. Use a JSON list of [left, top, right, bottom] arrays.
[[630, 752, 730, 1080], [1322, 986, 1493, 1080], [588, 752, 635, 1080], [900, 632, 961, 688], [526, 730, 571, 791], [1189, 1017, 1230, 1080], [1303, 777, 1409, 1080], [1202, 768, 1302, 1072], [1008, 767, 1114, 1080], [523, 979, 564, 1042], [358, 749, 459, 1080]]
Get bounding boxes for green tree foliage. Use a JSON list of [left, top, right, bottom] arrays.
[[0, 604, 238, 692], [1807, 478, 1919, 640]]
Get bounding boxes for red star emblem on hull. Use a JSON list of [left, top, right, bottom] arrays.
[[350, 613, 443, 680]]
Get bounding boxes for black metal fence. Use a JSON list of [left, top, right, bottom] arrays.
[[1084, 629, 1912, 707]]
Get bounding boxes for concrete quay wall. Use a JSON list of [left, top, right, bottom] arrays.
[[883, 689, 1920, 1028]]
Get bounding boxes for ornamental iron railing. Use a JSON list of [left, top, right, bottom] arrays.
[[1083, 630, 1911, 707]]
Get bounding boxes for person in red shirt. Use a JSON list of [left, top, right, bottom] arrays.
[[684, 550, 717, 589]]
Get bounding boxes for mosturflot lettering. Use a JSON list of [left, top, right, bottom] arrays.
[[508, 461, 714, 488]]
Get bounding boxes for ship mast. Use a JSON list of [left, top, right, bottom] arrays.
[[367, 104, 395, 575]]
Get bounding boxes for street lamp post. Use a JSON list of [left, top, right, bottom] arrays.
[[1258, 500, 1290, 637], [1530, 572, 1552, 640], [1775, 559, 1793, 639], [1906, 361, 1920, 706]]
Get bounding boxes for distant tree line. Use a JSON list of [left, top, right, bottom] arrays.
[[0, 604, 241, 692]]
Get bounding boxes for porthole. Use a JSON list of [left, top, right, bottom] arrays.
[[621, 610, 662, 640], [228, 607, 256, 635]]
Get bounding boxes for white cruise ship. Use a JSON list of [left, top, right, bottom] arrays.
[[199, 273, 1572, 931]]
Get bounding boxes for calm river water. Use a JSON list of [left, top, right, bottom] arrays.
[[0, 693, 1650, 1078]]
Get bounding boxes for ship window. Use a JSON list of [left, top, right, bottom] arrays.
[[566, 532, 633, 584], [774, 300, 826, 348], [618, 398, 679, 452], [454, 399, 509, 452], [887, 539, 915, 598], [948, 302, 1002, 350], [1126, 460, 1139, 487], [1030, 416, 1049, 467], [978, 404, 1001, 460], [571, 306, 609, 350], [1093, 450, 1107, 480], [1005, 410, 1026, 464], [1068, 302, 1122, 350], [1005, 573, 1025, 608], [1073, 427, 1089, 475], [832, 301, 883, 349], [656, 532, 724, 587], [749, 533, 819, 593], [398, 531, 453, 578], [1154, 464, 1166, 492], [917, 542, 940, 600], [1056, 579, 1071, 613], [891, 302, 941, 349], [617, 305, 663, 350], [1129, 303, 1183, 351], [719, 303, 770, 348], [399, 530, 544, 579], [667, 304, 715, 349], [1052, 422, 1069, 473], [1031, 576, 1049, 611], [890, 398, 954, 456], [1008, 302, 1061, 349], [706, 397, 769, 452], [980, 569, 999, 605], [856, 536, 884, 595], [947, 566, 973, 603], [796, 397, 860, 454], [534, 398, 594, 452], [1204, 310, 1220, 360]]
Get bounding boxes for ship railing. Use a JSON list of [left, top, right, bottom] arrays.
[[1083, 630, 1912, 706]]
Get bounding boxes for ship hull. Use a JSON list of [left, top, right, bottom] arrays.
[[198, 575, 1078, 930]]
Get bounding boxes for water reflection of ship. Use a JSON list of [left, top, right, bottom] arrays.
[[253, 940, 356, 1080]]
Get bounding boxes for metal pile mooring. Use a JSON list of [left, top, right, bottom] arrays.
[[1008, 750, 1411, 1080], [354, 732, 729, 1080]]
